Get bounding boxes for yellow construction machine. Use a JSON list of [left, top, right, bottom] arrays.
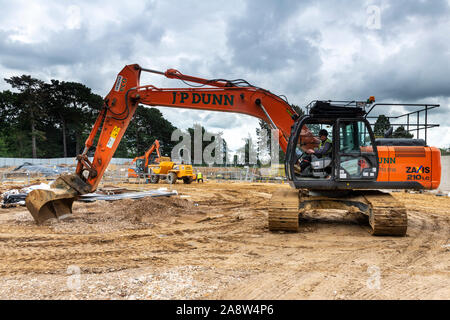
[[128, 139, 195, 184]]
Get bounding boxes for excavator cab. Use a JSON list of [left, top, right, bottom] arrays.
[[135, 158, 145, 173], [291, 122, 334, 179], [286, 101, 379, 190]]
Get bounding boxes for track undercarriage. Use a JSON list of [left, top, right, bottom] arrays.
[[268, 189, 407, 236]]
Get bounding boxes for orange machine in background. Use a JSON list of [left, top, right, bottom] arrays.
[[127, 139, 166, 178], [127, 139, 196, 184]]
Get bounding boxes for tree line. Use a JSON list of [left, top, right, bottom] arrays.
[[1, 75, 427, 163], [373, 115, 414, 138], [0, 75, 104, 158], [0, 75, 185, 159], [0, 74, 230, 164]]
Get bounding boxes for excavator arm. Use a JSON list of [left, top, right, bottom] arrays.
[[128, 139, 162, 178], [131, 140, 161, 165], [25, 64, 299, 223], [142, 139, 161, 167]]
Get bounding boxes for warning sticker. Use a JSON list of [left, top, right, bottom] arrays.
[[106, 126, 120, 149], [114, 75, 123, 92], [111, 126, 121, 138], [114, 75, 127, 92], [106, 137, 115, 149]]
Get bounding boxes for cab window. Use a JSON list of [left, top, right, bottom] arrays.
[[338, 120, 376, 180]]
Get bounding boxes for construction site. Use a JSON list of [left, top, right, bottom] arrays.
[[0, 162, 449, 300], [1, 0, 450, 307], [0, 60, 450, 301]]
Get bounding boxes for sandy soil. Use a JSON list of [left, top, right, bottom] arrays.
[[0, 181, 449, 300]]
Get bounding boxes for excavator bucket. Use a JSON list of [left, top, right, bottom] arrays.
[[25, 174, 91, 224]]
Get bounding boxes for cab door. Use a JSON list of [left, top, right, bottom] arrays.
[[135, 158, 145, 173], [335, 119, 378, 181]]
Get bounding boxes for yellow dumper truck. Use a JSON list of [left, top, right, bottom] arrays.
[[127, 139, 196, 184], [148, 160, 196, 184]]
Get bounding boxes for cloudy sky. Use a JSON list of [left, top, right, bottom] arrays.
[[0, 0, 449, 152]]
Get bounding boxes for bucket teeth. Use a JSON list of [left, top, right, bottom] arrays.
[[25, 174, 91, 224]]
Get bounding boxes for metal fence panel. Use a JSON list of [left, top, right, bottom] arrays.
[[440, 156, 450, 192], [0, 157, 133, 167]]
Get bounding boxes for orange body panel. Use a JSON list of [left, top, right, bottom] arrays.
[[77, 65, 141, 191], [127, 168, 139, 178], [431, 148, 442, 189], [133, 86, 294, 151], [376, 146, 441, 189]]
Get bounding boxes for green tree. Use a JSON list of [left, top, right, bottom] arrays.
[[45, 80, 103, 157], [439, 147, 450, 155], [374, 115, 391, 137], [232, 154, 238, 166], [392, 126, 413, 138], [0, 136, 8, 157], [0, 90, 17, 156], [115, 106, 177, 158], [4, 75, 46, 158], [1, 76, 177, 159]]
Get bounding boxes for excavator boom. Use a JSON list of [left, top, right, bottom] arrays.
[[144, 140, 162, 166]]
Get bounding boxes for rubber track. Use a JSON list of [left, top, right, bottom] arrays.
[[363, 191, 407, 236], [268, 189, 299, 232], [268, 189, 407, 236]]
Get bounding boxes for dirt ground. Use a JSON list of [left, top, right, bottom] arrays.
[[0, 181, 449, 300]]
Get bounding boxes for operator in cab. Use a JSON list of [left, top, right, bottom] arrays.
[[299, 129, 332, 172]]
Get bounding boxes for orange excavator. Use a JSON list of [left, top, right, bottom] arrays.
[[25, 64, 442, 236], [127, 139, 166, 178], [128, 139, 196, 184]]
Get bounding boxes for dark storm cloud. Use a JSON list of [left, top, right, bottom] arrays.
[[223, 0, 322, 95], [319, 1, 450, 108], [227, 0, 303, 71], [0, 29, 90, 69], [0, 10, 164, 72], [0, 0, 448, 146], [337, 32, 450, 102]]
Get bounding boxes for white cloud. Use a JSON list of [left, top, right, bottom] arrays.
[[66, 5, 82, 30]]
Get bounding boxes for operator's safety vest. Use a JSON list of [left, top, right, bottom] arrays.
[[319, 138, 332, 156], [197, 172, 203, 179]]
